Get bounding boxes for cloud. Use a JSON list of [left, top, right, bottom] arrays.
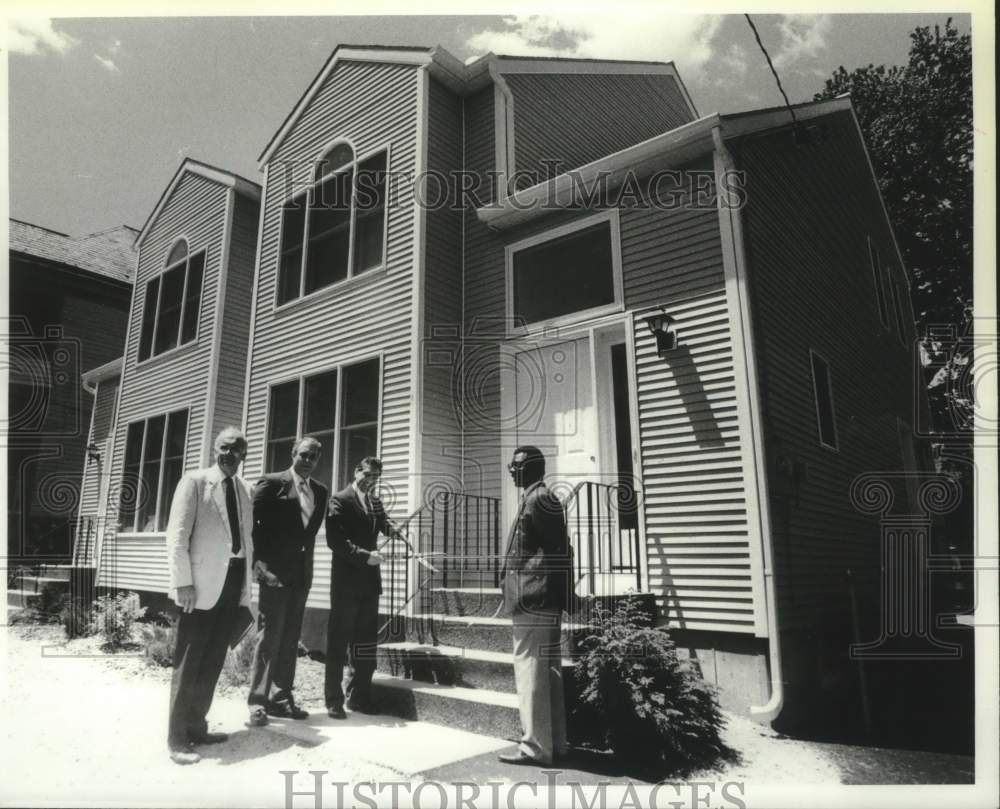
[[7, 18, 78, 56], [720, 43, 748, 77], [465, 14, 722, 78], [108, 38, 123, 55], [772, 14, 831, 69], [94, 53, 119, 72]]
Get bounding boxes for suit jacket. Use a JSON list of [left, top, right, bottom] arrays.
[[500, 480, 573, 614], [166, 465, 254, 611], [325, 485, 391, 596], [251, 470, 328, 589]]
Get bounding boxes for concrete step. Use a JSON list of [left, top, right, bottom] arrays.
[[35, 564, 76, 581], [428, 587, 503, 617], [414, 613, 591, 654], [369, 672, 521, 740], [19, 576, 72, 593], [377, 641, 574, 694], [7, 589, 41, 608]]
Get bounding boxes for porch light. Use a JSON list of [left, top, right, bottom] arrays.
[[86, 442, 102, 463], [644, 308, 678, 357]]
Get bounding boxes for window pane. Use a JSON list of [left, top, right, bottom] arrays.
[[165, 409, 188, 458], [317, 143, 354, 179], [138, 277, 159, 362], [811, 354, 837, 448], [159, 457, 184, 531], [138, 415, 165, 531], [167, 240, 188, 266], [154, 265, 186, 354], [353, 152, 387, 274], [341, 359, 380, 426], [267, 381, 300, 440], [305, 170, 352, 293], [120, 421, 145, 530], [266, 438, 295, 474], [338, 426, 378, 490], [180, 252, 205, 344], [303, 370, 338, 433], [513, 222, 615, 325], [278, 199, 306, 305], [308, 429, 336, 493]]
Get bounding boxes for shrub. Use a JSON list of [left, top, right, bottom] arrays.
[[219, 626, 259, 689], [59, 596, 95, 639], [140, 614, 178, 667], [573, 595, 727, 771], [91, 591, 146, 649]]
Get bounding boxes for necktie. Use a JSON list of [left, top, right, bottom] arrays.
[[224, 476, 241, 555], [298, 479, 313, 527]]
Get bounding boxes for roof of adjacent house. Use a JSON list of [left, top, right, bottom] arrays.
[[8, 218, 139, 284]]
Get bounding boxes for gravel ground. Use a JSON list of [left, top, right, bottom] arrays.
[[2, 622, 977, 806]]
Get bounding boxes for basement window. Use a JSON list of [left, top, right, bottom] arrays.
[[810, 350, 838, 451], [507, 211, 622, 330]]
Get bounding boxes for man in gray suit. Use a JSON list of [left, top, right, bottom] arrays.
[[498, 446, 573, 766], [165, 427, 254, 765]]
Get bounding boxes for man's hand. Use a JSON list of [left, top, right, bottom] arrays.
[[366, 551, 384, 566], [254, 560, 283, 588], [175, 585, 196, 613]]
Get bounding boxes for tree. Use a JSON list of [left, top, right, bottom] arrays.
[[815, 19, 973, 434]]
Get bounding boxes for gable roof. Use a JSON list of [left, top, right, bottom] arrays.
[[9, 219, 138, 284], [257, 44, 697, 168], [134, 157, 262, 249]]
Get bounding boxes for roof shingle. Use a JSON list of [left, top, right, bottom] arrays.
[[9, 219, 138, 284]]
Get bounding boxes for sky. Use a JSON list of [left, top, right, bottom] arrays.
[[5, 10, 975, 237]]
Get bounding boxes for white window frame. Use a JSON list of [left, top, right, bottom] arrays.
[[273, 140, 392, 310], [504, 208, 624, 337], [118, 408, 191, 534], [809, 349, 839, 452], [137, 237, 206, 365]]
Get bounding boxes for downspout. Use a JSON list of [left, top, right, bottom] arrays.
[[487, 60, 516, 199], [712, 125, 784, 722]]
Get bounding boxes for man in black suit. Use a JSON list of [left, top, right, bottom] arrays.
[[247, 436, 328, 726], [497, 446, 573, 766], [324, 456, 401, 718]]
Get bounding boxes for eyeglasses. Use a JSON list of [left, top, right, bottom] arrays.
[[297, 452, 320, 460], [507, 462, 524, 473]]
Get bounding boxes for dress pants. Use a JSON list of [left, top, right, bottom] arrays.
[[511, 607, 568, 764], [167, 561, 244, 748], [248, 565, 308, 707], [324, 588, 379, 707]]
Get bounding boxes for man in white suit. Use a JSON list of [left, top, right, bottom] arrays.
[[166, 426, 254, 765]]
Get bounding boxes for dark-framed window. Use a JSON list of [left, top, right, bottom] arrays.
[[119, 409, 189, 532], [276, 143, 388, 306], [809, 350, 838, 450], [867, 237, 890, 330], [508, 213, 621, 329], [264, 356, 381, 492], [138, 240, 206, 361]]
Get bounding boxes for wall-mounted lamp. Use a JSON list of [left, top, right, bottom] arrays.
[[86, 442, 102, 463], [644, 308, 678, 357]]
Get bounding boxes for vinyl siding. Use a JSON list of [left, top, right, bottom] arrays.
[[505, 72, 694, 182], [211, 192, 260, 438], [421, 78, 464, 492], [74, 374, 120, 565], [99, 172, 229, 590], [734, 110, 921, 642], [243, 60, 421, 612], [622, 170, 759, 633]]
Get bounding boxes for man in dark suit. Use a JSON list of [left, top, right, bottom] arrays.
[[324, 456, 401, 718], [247, 436, 328, 726], [165, 427, 254, 766], [497, 446, 573, 766]]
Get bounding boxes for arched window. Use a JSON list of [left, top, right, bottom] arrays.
[[138, 238, 206, 361], [277, 141, 388, 305]]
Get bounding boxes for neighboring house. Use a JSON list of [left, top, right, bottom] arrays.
[[92, 159, 260, 593], [6, 219, 136, 565], [91, 45, 939, 730]]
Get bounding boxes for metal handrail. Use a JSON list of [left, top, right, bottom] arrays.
[[562, 479, 642, 594]]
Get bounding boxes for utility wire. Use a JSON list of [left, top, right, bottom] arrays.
[[744, 14, 799, 128]]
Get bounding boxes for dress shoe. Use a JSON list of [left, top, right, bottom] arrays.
[[248, 706, 269, 727], [267, 700, 309, 720], [169, 745, 201, 765], [498, 752, 549, 766], [189, 731, 228, 745], [346, 699, 380, 715], [327, 704, 347, 719]]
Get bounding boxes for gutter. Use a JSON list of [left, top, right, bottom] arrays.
[[81, 356, 123, 395], [712, 126, 784, 723]]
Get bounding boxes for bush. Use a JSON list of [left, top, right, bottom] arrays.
[[140, 614, 178, 667], [91, 591, 146, 649], [573, 595, 727, 771], [59, 596, 95, 639]]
